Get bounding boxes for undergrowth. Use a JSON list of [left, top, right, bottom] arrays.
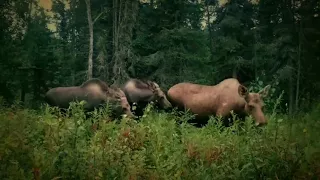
[[0, 101, 320, 180]]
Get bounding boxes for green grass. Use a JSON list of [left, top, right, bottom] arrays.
[[0, 101, 320, 180]]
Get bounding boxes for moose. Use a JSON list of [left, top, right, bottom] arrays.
[[121, 78, 172, 117], [44, 78, 135, 119], [167, 78, 271, 127]]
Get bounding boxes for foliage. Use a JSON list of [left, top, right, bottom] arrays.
[[133, 27, 212, 87], [0, 0, 319, 113], [1, 0, 319, 178], [0, 101, 320, 179]]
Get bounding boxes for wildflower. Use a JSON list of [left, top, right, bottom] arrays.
[[122, 128, 130, 137], [7, 112, 14, 120], [32, 167, 40, 180]]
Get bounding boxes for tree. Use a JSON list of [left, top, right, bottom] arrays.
[[210, 0, 256, 83], [111, 0, 139, 85], [0, 0, 319, 112], [85, 0, 93, 79]]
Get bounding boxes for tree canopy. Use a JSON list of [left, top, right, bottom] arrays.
[[0, 0, 319, 114]]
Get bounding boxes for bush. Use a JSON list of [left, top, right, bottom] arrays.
[[0, 102, 319, 180]]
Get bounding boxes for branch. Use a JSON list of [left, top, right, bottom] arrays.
[[93, 11, 106, 25]]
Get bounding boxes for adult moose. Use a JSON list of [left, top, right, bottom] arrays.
[[44, 78, 135, 119], [121, 78, 172, 117], [167, 78, 271, 127]]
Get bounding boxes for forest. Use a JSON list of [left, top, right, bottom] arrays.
[[0, 0, 320, 179]]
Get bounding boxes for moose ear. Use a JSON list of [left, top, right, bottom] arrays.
[[238, 85, 248, 98], [258, 85, 271, 98], [146, 81, 153, 87], [153, 82, 160, 88], [147, 81, 157, 92], [116, 90, 125, 98]]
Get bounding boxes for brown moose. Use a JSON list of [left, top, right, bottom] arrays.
[[44, 78, 135, 119], [121, 78, 172, 117], [167, 78, 271, 126]]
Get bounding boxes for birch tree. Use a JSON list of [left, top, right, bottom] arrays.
[[85, 0, 93, 79]]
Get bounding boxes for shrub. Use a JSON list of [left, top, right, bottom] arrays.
[[0, 102, 319, 179]]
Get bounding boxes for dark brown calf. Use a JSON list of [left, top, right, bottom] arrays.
[[122, 78, 172, 117], [44, 78, 134, 119]]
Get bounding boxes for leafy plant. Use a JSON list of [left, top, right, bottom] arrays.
[[0, 101, 319, 179]]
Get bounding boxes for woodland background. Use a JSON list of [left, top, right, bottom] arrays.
[[1, 1, 320, 179], [0, 0, 319, 114]]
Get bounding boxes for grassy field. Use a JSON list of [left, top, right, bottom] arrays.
[[0, 101, 320, 180]]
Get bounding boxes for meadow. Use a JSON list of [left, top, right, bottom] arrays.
[[0, 99, 320, 180]]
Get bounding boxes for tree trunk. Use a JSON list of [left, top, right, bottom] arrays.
[[232, 65, 237, 79], [112, 0, 119, 84], [111, 0, 139, 85], [283, 0, 295, 116], [85, 0, 93, 79], [288, 59, 294, 116], [205, 4, 213, 59], [253, 30, 258, 79], [295, 21, 302, 112], [20, 72, 26, 104]]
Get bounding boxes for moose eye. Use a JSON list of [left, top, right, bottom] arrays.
[[248, 104, 254, 111]]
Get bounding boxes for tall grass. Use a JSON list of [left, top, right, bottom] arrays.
[[0, 101, 319, 180]]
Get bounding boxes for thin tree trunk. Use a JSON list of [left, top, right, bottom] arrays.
[[253, 30, 258, 79], [286, 0, 295, 116], [85, 0, 93, 79], [71, 21, 76, 85], [113, 0, 117, 55], [288, 59, 294, 116], [295, 21, 302, 112], [112, 0, 119, 84], [206, 4, 213, 57], [232, 66, 237, 79], [111, 0, 138, 85], [72, 35, 76, 85]]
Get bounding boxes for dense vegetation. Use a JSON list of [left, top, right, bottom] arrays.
[[1, 101, 320, 179], [0, 0, 320, 179]]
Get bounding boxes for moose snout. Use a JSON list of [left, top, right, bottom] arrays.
[[255, 115, 268, 126]]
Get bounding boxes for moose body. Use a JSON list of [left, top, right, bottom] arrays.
[[44, 78, 134, 119], [121, 79, 172, 117], [167, 78, 271, 126], [45, 86, 104, 110]]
